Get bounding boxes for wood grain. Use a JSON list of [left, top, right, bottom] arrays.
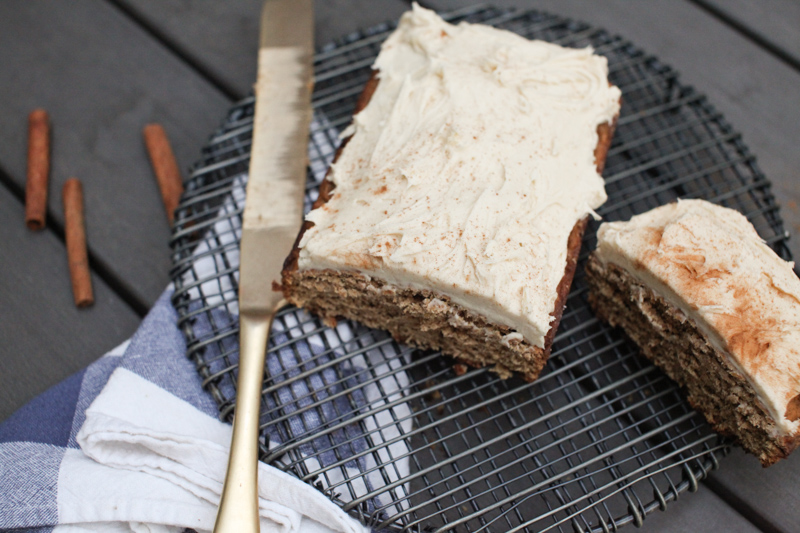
[[631, 484, 761, 533], [699, 0, 800, 67]]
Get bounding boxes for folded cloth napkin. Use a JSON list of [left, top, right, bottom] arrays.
[[0, 290, 369, 533]]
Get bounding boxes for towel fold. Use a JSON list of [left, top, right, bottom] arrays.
[[0, 291, 368, 533]]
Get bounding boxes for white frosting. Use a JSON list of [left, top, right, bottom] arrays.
[[595, 199, 800, 434], [298, 4, 621, 347]]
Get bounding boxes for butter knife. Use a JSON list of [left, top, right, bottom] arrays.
[[213, 1, 314, 531]]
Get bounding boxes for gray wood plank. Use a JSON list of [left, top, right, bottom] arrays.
[[114, 0, 412, 99], [698, 0, 800, 68], [0, 0, 231, 310], [0, 187, 140, 422], [707, 449, 800, 533], [422, 0, 800, 263], [635, 484, 760, 533], [316, 0, 412, 46]]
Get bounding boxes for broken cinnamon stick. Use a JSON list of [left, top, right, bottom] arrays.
[[25, 109, 50, 230], [143, 123, 184, 225], [62, 178, 94, 308]]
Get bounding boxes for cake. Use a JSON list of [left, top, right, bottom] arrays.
[[281, 5, 622, 381], [586, 199, 800, 466]]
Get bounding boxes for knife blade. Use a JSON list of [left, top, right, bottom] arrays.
[[214, 1, 314, 531]]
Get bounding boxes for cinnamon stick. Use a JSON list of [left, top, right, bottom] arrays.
[[62, 178, 94, 308], [25, 109, 50, 230], [143, 123, 184, 225]]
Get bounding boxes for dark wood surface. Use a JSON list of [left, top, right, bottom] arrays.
[[1, 1, 798, 531], [0, 184, 140, 415]]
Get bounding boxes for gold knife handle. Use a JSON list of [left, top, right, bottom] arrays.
[[214, 301, 286, 533]]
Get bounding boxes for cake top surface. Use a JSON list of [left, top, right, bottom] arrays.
[[595, 199, 800, 433], [298, 4, 621, 347]]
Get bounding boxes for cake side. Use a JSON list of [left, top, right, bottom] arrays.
[[285, 216, 588, 380], [281, 5, 621, 380], [586, 199, 800, 465]]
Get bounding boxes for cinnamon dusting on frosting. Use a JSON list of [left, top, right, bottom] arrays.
[[595, 199, 800, 432], [785, 394, 800, 422], [715, 295, 781, 372]]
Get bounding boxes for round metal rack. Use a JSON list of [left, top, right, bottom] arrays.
[[169, 5, 790, 532]]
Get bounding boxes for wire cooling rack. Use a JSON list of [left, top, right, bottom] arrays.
[[169, 5, 791, 532]]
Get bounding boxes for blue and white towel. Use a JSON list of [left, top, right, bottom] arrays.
[[0, 289, 373, 533]]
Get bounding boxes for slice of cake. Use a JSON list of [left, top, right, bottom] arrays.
[[281, 5, 621, 381], [586, 199, 800, 466]]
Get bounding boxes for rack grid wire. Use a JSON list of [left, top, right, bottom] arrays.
[[168, 5, 791, 533]]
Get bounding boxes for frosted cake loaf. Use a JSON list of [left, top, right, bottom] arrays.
[[282, 5, 622, 381]]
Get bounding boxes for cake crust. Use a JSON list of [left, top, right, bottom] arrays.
[[282, 66, 617, 381]]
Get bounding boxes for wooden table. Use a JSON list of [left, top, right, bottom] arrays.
[[2, 1, 799, 531]]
